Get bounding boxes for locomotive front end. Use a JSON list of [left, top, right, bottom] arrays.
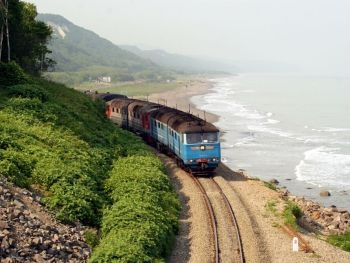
[[182, 131, 221, 173]]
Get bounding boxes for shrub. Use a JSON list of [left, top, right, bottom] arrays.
[[7, 84, 50, 102], [264, 181, 277, 191], [94, 155, 180, 262], [282, 201, 302, 230], [84, 229, 100, 248], [0, 62, 30, 86], [44, 179, 102, 225]]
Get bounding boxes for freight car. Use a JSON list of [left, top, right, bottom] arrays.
[[105, 97, 221, 173]]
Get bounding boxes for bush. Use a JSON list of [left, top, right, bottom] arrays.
[[0, 62, 30, 86], [93, 155, 180, 262], [84, 229, 100, 248], [44, 179, 102, 225], [283, 201, 302, 230], [7, 84, 50, 102]]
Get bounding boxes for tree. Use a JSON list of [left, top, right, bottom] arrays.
[[0, 0, 10, 62], [0, 0, 53, 75]]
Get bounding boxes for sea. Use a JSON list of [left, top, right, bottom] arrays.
[[191, 73, 350, 210]]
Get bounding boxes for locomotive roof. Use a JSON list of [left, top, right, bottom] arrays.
[[86, 92, 127, 102], [101, 94, 127, 102], [128, 100, 160, 113], [107, 98, 219, 133], [152, 107, 219, 133], [108, 98, 135, 107]]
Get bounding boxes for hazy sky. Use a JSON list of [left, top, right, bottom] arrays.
[[27, 0, 350, 75]]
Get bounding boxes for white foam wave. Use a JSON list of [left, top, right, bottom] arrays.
[[247, 124, 292, 138], [312, 127, 350, 133], [235, 109, 266, 120], [295, 146, 350, 188], [264, 119, 280, 125], [234, 136, 256, 147]]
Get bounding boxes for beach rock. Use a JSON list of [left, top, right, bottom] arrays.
[[0, 177, 91, 262], [288, 195, 350, 235], [269, 178, 279, 184], [320, 190, 331, 197], [280, 189, 289, 198]]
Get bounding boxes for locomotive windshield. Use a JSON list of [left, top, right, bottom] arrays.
[[185, 132, 218, 144]]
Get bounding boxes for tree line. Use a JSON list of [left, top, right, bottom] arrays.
[[0, 0, 53, 75]]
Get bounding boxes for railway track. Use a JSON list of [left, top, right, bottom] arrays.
[[189, 173, 245, 263]]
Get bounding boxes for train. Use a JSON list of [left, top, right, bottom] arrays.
[[94, 92, 221, 173]]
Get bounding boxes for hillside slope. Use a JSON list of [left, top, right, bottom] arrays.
[[38, 14, 157, 72], [0, 62, 180, 262]]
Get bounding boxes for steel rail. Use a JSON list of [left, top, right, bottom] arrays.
[[189, 173, 219, 263], [211, 177, 245, 263]]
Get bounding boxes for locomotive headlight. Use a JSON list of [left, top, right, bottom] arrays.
[[212, 158, 219, 162], [200, 145, 206, 151]]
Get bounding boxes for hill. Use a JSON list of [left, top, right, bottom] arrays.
[[37, 14, 174, 85], [37, 14, 156, 72]]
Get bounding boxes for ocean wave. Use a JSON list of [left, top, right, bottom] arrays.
[[247, 124, 293, 138], [295, 146, 350, 188], [311, 127, 350, 133], [264, 118, 280, 125], [234, 136, 257, 147]]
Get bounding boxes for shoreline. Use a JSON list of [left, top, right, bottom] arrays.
[[147, 79, 220, 124], [149, 78, 348, 210]]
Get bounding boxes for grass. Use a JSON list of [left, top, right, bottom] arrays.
[[265, 199, 278, 215], [73, 74, 204, 97], [282, 201, 302, 231], [264, 181, 278, 191], [74, 78, 192, 97], [264, 199, 303, 231], [327, 231, 350, 252], [98, 81, 181, 97]]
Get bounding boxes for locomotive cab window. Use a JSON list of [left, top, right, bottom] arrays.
[[203, 132, 219, 143], [185, 132, 219, 144]]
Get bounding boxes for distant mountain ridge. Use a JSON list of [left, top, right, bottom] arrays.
[[120, 45, 237, 73], [38, 14, 237, 75], [37, 14, 157, 72], [38, 14, 297, 79]]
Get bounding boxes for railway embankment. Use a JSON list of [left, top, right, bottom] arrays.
[[0, 177, 91, 262], [239, 169, 350, 236], [287, 193, 350, 235]]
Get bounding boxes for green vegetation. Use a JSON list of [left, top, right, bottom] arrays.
[[0, 0, 53, 74], [90, 156, 180, 262], [84, 229, 99, 249], [265, 199, 278, 215], [282, 201, 302, 231], [75, 80, 182, 98], [328, 231, 350, 252], [0, 62, 180, 262], [1, 2, 182, 260], [36, 14, 178, 87], [264, 198, 303, 230], [264, 181, 278, 191]]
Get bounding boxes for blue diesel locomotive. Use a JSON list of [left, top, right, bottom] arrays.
[[106, 97, 221, 173]]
